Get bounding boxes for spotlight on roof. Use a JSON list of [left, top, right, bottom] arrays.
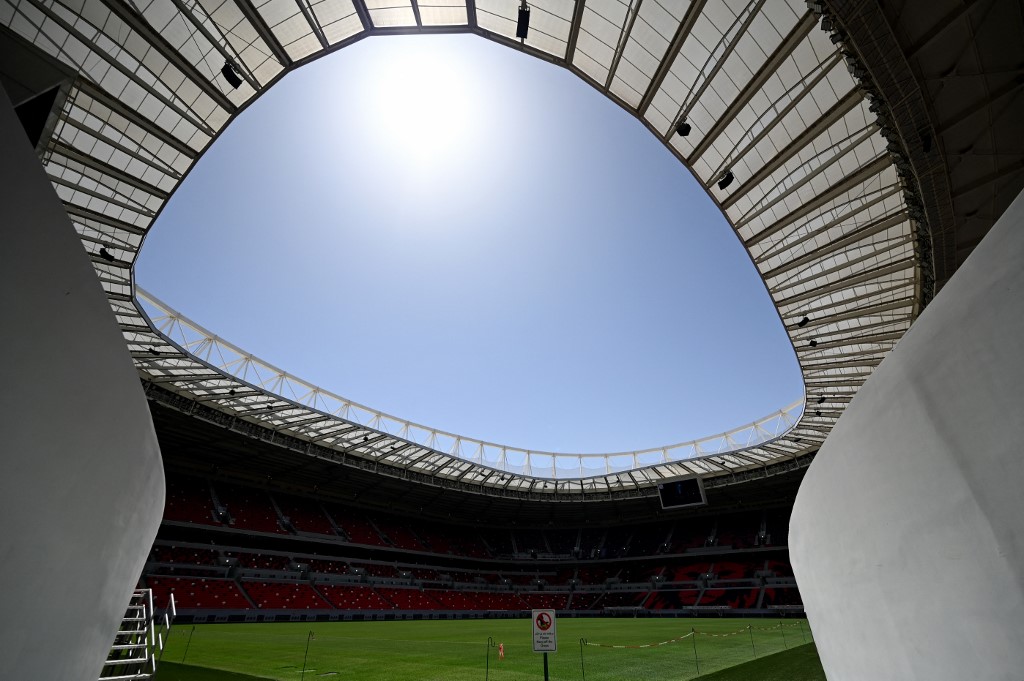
[[98, 247, 114, 261], [516, 2, 530, 39], [815, 410, 822, 417], [817, 396, 826, 404], [675, 119, 691, 137], [808, 339, 818, 347], [797, 316, 809, 327], [221, 60, 243, 89], [717, 170, 734, 191]]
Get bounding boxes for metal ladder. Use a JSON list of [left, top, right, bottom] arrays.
[[99, 589, 176, 681]]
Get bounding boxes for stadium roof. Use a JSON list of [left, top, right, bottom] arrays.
[[3, 0, 1021, 501]]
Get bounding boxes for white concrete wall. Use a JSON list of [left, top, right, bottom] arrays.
[[0, 84, 165, 681], [790, 187, 1024, 680]]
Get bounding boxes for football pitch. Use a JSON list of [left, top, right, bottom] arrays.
[[153, 617, 823, 681]]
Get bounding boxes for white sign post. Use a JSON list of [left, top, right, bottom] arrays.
[[532, 609, 557, 680]]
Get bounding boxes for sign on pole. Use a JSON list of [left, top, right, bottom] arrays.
[[532, 609, 557, 653]]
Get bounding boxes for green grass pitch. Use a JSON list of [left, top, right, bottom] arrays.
[[153, 617, 823, 681]]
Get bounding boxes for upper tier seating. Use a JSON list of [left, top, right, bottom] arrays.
[[163, 475, 217, 526], [274, 494, 337, 536], [216, 483, 287, 534]]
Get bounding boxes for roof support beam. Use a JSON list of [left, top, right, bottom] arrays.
[[51, 141, 168, 199], [638, 0, 705, 116], [756, 185, 902, 265], [774, 234, 912, 294], [169, 0, 261, 89], [763, 212, 907, 280], [794, 297, 915, 331], [23, 1, 217, 137], [74, 80, 198, 158], [294, 0, 330, 49], [603, 0, 643, 91], [65, 205, 147, 236], [743, 155, 892, 248], [58, 115, 181, 179], [723, 88, 863, 210], [734, 124, 878, 226], [97, 0, 237, 113], [687, 10, 816, 163], [668, 0, 766, 137], [792, 279, 912, 317], [233, 0, 293, 66], [776, 257, 916, 308], [708, 52, 842, 181], [565, 0, 586, 61]]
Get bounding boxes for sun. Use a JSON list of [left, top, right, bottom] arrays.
[[360, 40, 484, 175]]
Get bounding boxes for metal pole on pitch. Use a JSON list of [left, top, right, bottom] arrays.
[[543, 651, 549, 681], [579, 638, 587, 681], [748, 625, 756, 658], [486, 637, 494, 681], [691, 628, 700, 676], [181, 625, 195, 664], [300, 631, 314, 681], [798, 620, 807, 643], [780, 620, 788, 649]]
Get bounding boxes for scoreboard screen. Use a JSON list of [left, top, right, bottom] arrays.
[[657, 477, 707, 510]]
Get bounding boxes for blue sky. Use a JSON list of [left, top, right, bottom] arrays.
[[136, 34, 802, 454]]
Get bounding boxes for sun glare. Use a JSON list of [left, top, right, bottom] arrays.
[[360, 44, 484, 175]]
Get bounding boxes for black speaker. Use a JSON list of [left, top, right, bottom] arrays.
[[516, 5, 530, 39]]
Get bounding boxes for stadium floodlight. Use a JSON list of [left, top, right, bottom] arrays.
[[717, 170, 734, 190], [817, 396, 826, 404], [516, 2, 530, 39], [797, 316, 810, 327], [675, 119, 691, 137], [808, 340, 818, 347], [221, 61, 243, 89], [99, 247, 114, 261]]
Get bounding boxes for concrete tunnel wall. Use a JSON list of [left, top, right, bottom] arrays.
[[790, 186, 1024, 680], [0, 84, 165, 681]]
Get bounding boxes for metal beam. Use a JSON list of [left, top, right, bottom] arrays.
[[733, 124, 878, 227], [743, 155, 892, 248], [709, 52, 842, 182], [565, 0, 586, 61], [763, 212, 908, 281], [169, 0, 261, 89], [74, 80, 198, 158], [774, 234, 912, 294], [756, 185, 902, 265], [51, 141, 168, 199], [603, 0, 643, 91], [98, 0, 237, 113], [723, 88, 863, 210], [233, 0, 293, 66], [688, 10, 816, 163], [638, 0, 706, 116], [294, 0, 330, 49], [65, 204, 147, 236], [669, 0, 766, 138], [776, 257, 916, 308]]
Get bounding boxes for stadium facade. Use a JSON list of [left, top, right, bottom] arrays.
[[1, 1, 1022, 680]]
